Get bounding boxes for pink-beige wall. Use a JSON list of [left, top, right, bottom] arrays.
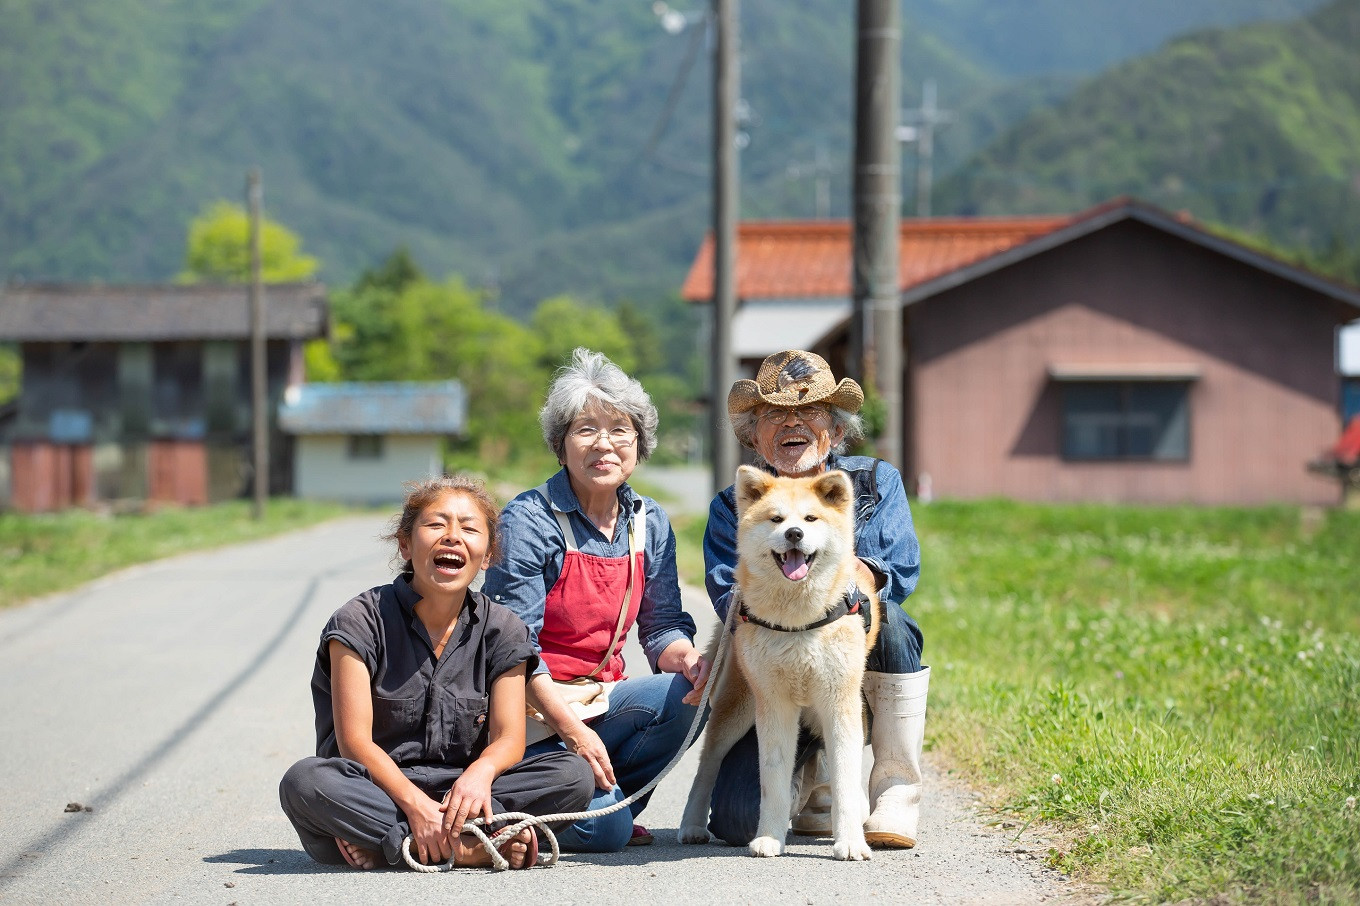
[[906, 222, 1348, 505]]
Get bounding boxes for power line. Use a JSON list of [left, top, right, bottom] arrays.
[[897, 79, 953, 217]]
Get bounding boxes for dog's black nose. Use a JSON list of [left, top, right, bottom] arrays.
[[784, 526, 803, 544]]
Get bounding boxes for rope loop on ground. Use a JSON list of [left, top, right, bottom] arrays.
[[401, 596, 742, 871]]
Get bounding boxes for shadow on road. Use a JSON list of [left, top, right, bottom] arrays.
[[204, 848, 332, 875]]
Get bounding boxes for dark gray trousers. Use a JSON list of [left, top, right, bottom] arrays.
[[279, 751, 595, 867]]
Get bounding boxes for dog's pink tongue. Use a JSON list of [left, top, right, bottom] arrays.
[[782, 551, 809, 581]]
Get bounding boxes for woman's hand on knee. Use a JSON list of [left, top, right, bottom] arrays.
[[563, 723, 616, 790], [408, 795, 455, 865]]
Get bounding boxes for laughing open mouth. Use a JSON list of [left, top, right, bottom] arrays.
[[434, 551, 466, 572], [772, 549, 814, 581]]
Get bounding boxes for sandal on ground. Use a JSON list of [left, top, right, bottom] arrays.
[[498, 829, 540, 868], [627, 824, 654, 846]]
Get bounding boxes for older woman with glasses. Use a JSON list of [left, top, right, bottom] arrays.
[[481, 347, 710, 852]]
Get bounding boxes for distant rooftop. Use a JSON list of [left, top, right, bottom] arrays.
[[0, 282, 328, 341], [278, 382, 467, 435], [681, 215, 1072, 301]]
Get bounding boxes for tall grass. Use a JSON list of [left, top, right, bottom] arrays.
[[0, 499, 356, 608], [910, 500, 1360, 904]]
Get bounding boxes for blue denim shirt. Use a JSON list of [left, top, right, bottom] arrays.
[[482, 468, 696, 677], [703, 454, 922, 622]]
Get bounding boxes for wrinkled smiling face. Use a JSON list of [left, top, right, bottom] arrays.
[[751, 404, 844, 478]]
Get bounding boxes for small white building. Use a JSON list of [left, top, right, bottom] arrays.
[[279, 381, 466, 504]]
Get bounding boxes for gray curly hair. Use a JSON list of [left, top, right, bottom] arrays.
[[731, 404, 864, 460], [540, 348, 659, 462]]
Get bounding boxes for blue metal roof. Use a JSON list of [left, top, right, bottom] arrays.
[[278, 381, 466, 435]]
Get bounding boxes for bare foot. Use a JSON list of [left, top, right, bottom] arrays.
[[453, 827, 536, 869], [335, 837, 381, 870]]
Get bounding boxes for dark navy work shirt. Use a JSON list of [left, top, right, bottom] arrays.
[[310, 574, 538, 769]]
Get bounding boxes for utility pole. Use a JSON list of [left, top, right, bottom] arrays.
[[851, 0, 902, 464], [710, 0, 740, 494], [897, 78, 953, 217], [247, 168, 268, 520]]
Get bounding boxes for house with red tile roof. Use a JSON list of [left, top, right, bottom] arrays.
[[683, 199, 1360, 506]]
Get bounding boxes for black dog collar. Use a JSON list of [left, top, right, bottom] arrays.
[[737, 583, 873, 633]]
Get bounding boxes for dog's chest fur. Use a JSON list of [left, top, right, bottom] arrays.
[[734, 619, 866, 708]]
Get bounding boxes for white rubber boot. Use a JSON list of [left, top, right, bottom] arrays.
[[790, 748, 832, 836], [862, 667, 929, 848]]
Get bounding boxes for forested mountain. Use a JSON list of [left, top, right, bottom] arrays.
[[903, 0, 1322, 76], [0, 0, 1344, 314], [938, 0, 1360, 260]]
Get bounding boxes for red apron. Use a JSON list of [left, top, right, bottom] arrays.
[[535, 486, 645, 683]]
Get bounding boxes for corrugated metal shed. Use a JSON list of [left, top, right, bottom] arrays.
[[0, 283, 328, 341], [278, 382, 466, 435]]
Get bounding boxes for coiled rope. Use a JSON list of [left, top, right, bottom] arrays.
[[402, 595, 741, 871]]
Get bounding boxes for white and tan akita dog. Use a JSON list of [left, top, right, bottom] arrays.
[[680, 465, 882, 860]]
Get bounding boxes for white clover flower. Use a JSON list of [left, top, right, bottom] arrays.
[[1346, 796, 1356, 811], [1051, 773, 1063, 785]]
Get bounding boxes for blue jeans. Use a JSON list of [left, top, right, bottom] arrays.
[[527, 671, 704, 852], [707, 603, 923, 845]]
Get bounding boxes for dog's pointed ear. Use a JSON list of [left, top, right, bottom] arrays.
[[735, 465, 775, 517], [811, 470, 853, 510]]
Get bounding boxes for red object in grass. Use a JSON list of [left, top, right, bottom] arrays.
[[1333, 416, 1360, 467]]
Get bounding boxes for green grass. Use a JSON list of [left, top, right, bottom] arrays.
[[0, 498, 358, 608], [906, 500, 1360, 904]]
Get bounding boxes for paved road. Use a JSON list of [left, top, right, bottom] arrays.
[[0, 514, 1089, 905]]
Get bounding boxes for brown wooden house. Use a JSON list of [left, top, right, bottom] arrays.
[[0, 283, 328, 512], [683, 199, 1360, 506]]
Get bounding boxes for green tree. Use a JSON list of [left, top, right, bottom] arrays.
[[325, 267, 549, 462], [0, 344, 19, 405], [179, 200, 319, 284], [530, 296, 635, 374]]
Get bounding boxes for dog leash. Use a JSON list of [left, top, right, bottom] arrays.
[[401, 595, 743, 872]]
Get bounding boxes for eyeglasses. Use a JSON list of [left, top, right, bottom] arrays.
[[757, 405, 831, 426], [570, 425, 639, 447]]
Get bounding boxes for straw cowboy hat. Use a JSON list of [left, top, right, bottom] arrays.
[[727, 350, 864, 418]]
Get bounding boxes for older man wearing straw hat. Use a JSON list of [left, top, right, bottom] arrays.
[[702, 349, 930, 849]]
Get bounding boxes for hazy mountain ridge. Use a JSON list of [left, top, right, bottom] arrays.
[[0, 0, 1347, 313], [938, 0, 1360, 256]]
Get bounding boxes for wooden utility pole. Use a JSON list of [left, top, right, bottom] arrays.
[[709, 0, 740, 493], [247, 168, 268, 520], [851, 0, 902, 464]]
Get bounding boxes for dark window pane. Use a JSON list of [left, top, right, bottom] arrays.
[[348, 435, 383, 460], [1062, 381, 1190, 461]]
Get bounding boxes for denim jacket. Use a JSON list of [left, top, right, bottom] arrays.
[[702, 454, 921, 622]]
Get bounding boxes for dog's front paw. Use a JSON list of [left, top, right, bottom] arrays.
[[748, 836, 784, 858], [678, 824, 710, 845], [833, 835, 873, 861]]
